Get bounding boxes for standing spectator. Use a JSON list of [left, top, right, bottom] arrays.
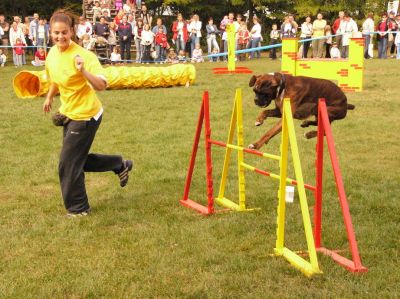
[[134, 18, 144, 62], [107, 22, 117, 52], [338, 13, 358, 58], [0, 48, 6, 67], [332, 11, 344, 50], [118, 15, 133, 62], [140, 4, 152, 26], [324, 25, 333, 58], [0, 25, 3, 40], [77, 16, 93, 45], [34, 19, 49, 48], [13, 37, 24, 67], [9, 21, 26, 66], [114, 10, 124, 27], [127, 13, 136, 38], [154, 27, 168, 63], [281, 15, 297, 38], [0, 15, 9, 55], [362, 12, 375, 59], [140, 23, 154, 63], [387, 11, 398, 57], [312, 13, 327, 58], [377, 14, 390, 59], [188, 14, 202, 57], [32, 47, 46, 66], [269, 23, 280, 60], [22, 17, 33, 55], [14, 16, 24, 31], [300, 16, 313, 58], [248, 16, 262, 59], [206, 17, 220, 58], [172, 13, 188, 55], [219, 15, 228, 58], [152, 18, 167, 35], [237, 22, 249, 61], [29, 13, 39, 52]]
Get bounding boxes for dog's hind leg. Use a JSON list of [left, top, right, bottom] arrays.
[[255, 108, 281, 126], [249, 119, 282, 150], [301, 119, 318, 128], [304, 130, 318, 139]]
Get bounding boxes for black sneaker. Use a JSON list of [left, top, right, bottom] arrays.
[[118, 160, 133, 187]]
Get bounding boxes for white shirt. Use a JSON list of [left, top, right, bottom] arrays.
[[140, 29, 154, 45], [110, 52, 121, 61], [250, 23, 261, 38], [188, 21, 202, 37], [77, 22, 93, 39], [338, 18, 358, 46], [330, 47, 341, 58], [362, 18, 375, 35], [9, 26, 26, 46], [37, 25, 45, 39], [301, 22, 313, 37]]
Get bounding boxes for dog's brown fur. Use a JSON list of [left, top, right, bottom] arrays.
[[248, 72, 355, 149]]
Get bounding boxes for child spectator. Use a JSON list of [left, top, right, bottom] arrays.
[[82, 34, 96, 50], [191, 43, 204, 63], [237, 22, 249, 61], [115, 0, 123, 11], [31, 47, 46, 66], [325, 25, 333, 58], [114, 10, 124, 27], [210, 47, 219, 62], [269, 23, 280, 60], [330, 42, 341, 59], [14, 37, 24, 67], [91, 1, 102, 24], [140, 23, 154, 63], [177, 50, 187, 63], [0, 49, 6, 67], [154, 27, 168, 63], [134, 18, 144, 62], [107, 22, 117, 52], [110, 46, 122, 64], [166, 48, 178, 63]]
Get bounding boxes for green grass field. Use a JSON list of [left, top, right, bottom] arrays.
[[0, 57, 399, 298]]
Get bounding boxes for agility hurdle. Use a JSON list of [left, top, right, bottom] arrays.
[[180, 89, 367, 275], [281, 38, 364, 92]]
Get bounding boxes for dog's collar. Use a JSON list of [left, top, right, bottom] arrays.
[[275, 73, 286, 101]]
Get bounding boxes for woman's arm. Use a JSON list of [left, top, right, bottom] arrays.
[[75, 56, 107, 91], [43, 83, 59, 113]]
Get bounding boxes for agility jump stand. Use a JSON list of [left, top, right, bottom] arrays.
[[180, 89, 322, 276], [281, 38, 364, 92], [313, 99, 368, 273]]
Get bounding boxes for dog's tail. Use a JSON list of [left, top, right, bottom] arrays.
[[347, 104, 355, 110]]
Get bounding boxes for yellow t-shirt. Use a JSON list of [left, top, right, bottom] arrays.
[[46, 42, 105, 120], [312, 19, 327, 38]]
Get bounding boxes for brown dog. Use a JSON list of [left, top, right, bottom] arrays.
[[248, 72, 355, 149]]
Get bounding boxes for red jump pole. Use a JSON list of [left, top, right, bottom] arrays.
[[316, 99, 367, 273], [203, 92, 215, 214]]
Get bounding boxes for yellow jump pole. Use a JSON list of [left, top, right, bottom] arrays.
[[226, 24, 236, 72], [235, 89, 247, 210]]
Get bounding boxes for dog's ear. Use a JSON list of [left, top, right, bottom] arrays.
[[249, 75, 258, 87], [271, 72, 282, 86]]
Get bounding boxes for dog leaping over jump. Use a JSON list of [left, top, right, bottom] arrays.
[[248, 72, 355, 150]]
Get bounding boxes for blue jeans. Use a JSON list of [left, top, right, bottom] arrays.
[[363, 34, 371, 58], [155, 45, 166, 62], [190, 34, 200, 57], [174, 37, 185, 54], [248, 37, 261, 59], [378, 37, 388, 59]]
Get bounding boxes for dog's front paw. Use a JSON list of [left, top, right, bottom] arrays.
[[248, 143, 256, 150], [255, 121, 263, 126], [304, 131, 317, 139]]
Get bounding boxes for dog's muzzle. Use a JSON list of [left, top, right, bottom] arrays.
[[254, 93, 272, 108]]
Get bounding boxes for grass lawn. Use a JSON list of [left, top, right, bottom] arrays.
[[0, 57, 399, 298]]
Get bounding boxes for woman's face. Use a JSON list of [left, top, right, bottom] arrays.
[[122, 16, 127, 23], [306, 17, 311, 23], [177, 15, 182, 22], [51, 21, 73, 51]]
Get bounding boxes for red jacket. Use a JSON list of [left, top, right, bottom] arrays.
[[14, 42, 25, 55], [172, 21, 188, 43], [155, 32, 168, 47], [332, 18, 342, 34], [238, 29, 249, 45]]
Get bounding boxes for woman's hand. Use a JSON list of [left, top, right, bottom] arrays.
[[75, 55, 84, 72], [43, 96, 53, 113]]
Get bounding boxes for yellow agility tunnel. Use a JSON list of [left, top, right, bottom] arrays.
[[13, 64, 196, 99], [281, 38, 364, 92]]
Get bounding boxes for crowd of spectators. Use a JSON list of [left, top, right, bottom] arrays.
[[1, 2, 400, 67]]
